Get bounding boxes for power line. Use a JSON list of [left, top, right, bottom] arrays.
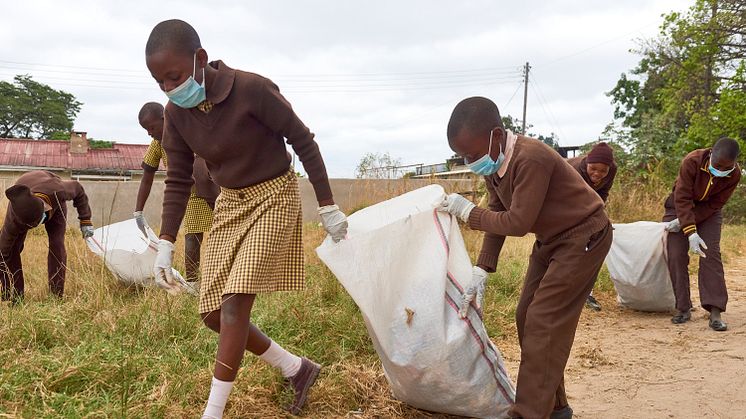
[[529, 75, 566, 141]]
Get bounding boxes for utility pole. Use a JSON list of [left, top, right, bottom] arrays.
[[521, 61, 530, 135]]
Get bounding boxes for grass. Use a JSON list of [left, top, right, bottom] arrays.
[[1, 216, 745, 417]]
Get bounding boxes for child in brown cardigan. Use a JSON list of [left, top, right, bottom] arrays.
[[439, 97, 612, 419], [144, 19, 347, 418]]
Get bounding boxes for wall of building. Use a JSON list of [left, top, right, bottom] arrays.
[[0, 177, 479, 230]]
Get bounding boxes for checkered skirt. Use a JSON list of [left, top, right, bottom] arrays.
[[199, 170, 304, 314], [183, 192, 213, 234]]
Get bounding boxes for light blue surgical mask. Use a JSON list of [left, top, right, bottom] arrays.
[[467, 128, 506, 176], [165, 53, 206, 108], [708, 162, 735, 178], [39, 212, 47, 225]]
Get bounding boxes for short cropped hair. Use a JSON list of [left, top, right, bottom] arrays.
[[712, 137, 740, 161], [447, 97, 504, 143], [138, 102, 164, 123], [145, 19, 201, 57]]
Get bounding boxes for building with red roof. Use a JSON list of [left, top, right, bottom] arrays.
[[0, 131, 163, 181]]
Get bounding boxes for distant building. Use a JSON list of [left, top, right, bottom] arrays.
[[0, 131, 163, 181]]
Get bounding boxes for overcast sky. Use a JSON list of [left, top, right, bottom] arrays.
[[1, 0, 685, 177]]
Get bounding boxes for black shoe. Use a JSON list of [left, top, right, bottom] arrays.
[[671, 311, 691, 324], [550, 405, 573, 419], [709, 318, 727, 331], [585, 295, 601, 311]]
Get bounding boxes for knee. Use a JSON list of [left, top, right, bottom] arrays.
[[201, 312, 220, 332]]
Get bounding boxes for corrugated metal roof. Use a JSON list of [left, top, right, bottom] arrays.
[[0, 138, 164, 172]]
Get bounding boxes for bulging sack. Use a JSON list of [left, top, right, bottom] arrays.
[[316, 185, 515, 418], [605, 221, 675, 312], [86, 219, 195, 294]]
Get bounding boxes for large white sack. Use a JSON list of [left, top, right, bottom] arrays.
[[605, 221, 675, 312], [316, 185, 515, 418], [86, 219, 195, 294]]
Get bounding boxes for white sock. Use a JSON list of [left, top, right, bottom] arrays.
[[202, 377, 234, 419], [259, 340, 302, 377]]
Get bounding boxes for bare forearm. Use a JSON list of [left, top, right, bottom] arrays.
[[136, 171, 156, 212]]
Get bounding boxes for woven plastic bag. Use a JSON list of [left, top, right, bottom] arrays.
[[605, 221, 675, 312], [86, 219, 195, 294], [317, 185, 514, 418]]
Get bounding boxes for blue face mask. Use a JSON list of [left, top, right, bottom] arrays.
[[467, 128, 506, 176], [39, 212, 47, 226], [708, 162, 735, 178], [165, 53, 206, 108]]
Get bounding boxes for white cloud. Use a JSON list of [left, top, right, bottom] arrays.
[[1, 0, 685, 177]]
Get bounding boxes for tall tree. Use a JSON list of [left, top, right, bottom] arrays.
[[0, 75, 82, 139], [608, 0, 746, 166]]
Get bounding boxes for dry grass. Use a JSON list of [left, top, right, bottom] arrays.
[[1, 200, 745, 418]]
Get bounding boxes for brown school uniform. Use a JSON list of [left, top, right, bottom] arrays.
[[159, 60, 333, 313], [662, 148, 741, 313], [0, 170, 92, 300], [567, 156, 617, 203], [468, 136, 612, 419]]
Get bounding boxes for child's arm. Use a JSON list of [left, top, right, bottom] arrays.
[[253, 77, 334, 206], [61, 180, 93, 227], [159, 111, 195, 242]]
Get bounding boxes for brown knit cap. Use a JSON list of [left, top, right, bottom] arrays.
[[587, 142, 614, 166], [5, 185, 45, 226]]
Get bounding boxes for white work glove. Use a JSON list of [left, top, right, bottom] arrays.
[[319, 205, 348, 242], [664, 218, 681, 233], [688, 233, 708, 258], [153, 239, 180, 294], [80, 225, 94, 239], [459, 266, 488, 318], [133, 211, 148, 236], [438, 193, 476, 223]]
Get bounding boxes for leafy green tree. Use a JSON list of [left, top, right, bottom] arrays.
[[0, 75, 82, 139]]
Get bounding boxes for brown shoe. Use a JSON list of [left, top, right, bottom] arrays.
[[286, 357, 321, 415]]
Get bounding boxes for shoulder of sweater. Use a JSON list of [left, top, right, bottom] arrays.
[[513, 136, 560, 168]]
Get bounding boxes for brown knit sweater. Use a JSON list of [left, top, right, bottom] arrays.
[[160, 60, 332, 238], [468, 136, 609, 272]]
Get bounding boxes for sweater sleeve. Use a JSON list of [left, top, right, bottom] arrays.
[[476, 179, 507, 273], [0, 209, 21, 258], [468, 158, 552, 237], [62, 180, 92, 225], [160, 110, 195, 239], [673, 157, 700, 237], [255, 78, 333, 203]]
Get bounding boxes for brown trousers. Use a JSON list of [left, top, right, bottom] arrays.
[[663, 211, 727, 313], [1, 206, 67, 300], [510, 223, 612, 419]]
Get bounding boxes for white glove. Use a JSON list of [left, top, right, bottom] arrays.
[[438, 193, 476, 223], [664, 218, 681, 233], [80, 225, 94, 239], [153, 239, 180, 294], [459, 266, 488, 318], [688, 233, 708, 258], [319, 205, 348, 242], [134, 211, 148, 236]]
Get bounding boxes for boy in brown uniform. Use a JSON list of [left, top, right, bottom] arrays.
[[439, 97, 612, 419], [662, 137, 741, 331], [1, 170, 93, 302], [567, 142, 617, 311], [144, 20, 348, 418], [134, 101, 219, 283]]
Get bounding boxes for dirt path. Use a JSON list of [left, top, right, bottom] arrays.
[[499, 256, 746, 418]]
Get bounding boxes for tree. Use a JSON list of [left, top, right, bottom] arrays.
[[608, 0, 746, 167], [355, 152, 402, 179], [0, 75, 82, 139]]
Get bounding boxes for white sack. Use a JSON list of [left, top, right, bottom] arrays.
[[605, 221, 675, 312], [86, 219, 195, 294], [316, 185, 514, 418]]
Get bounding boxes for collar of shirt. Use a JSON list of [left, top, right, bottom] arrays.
[[497, 129, 518, 178], [205, 60, 236, 105]]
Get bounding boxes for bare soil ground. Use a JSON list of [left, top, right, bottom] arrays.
[[497, 256, 746, 419]]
